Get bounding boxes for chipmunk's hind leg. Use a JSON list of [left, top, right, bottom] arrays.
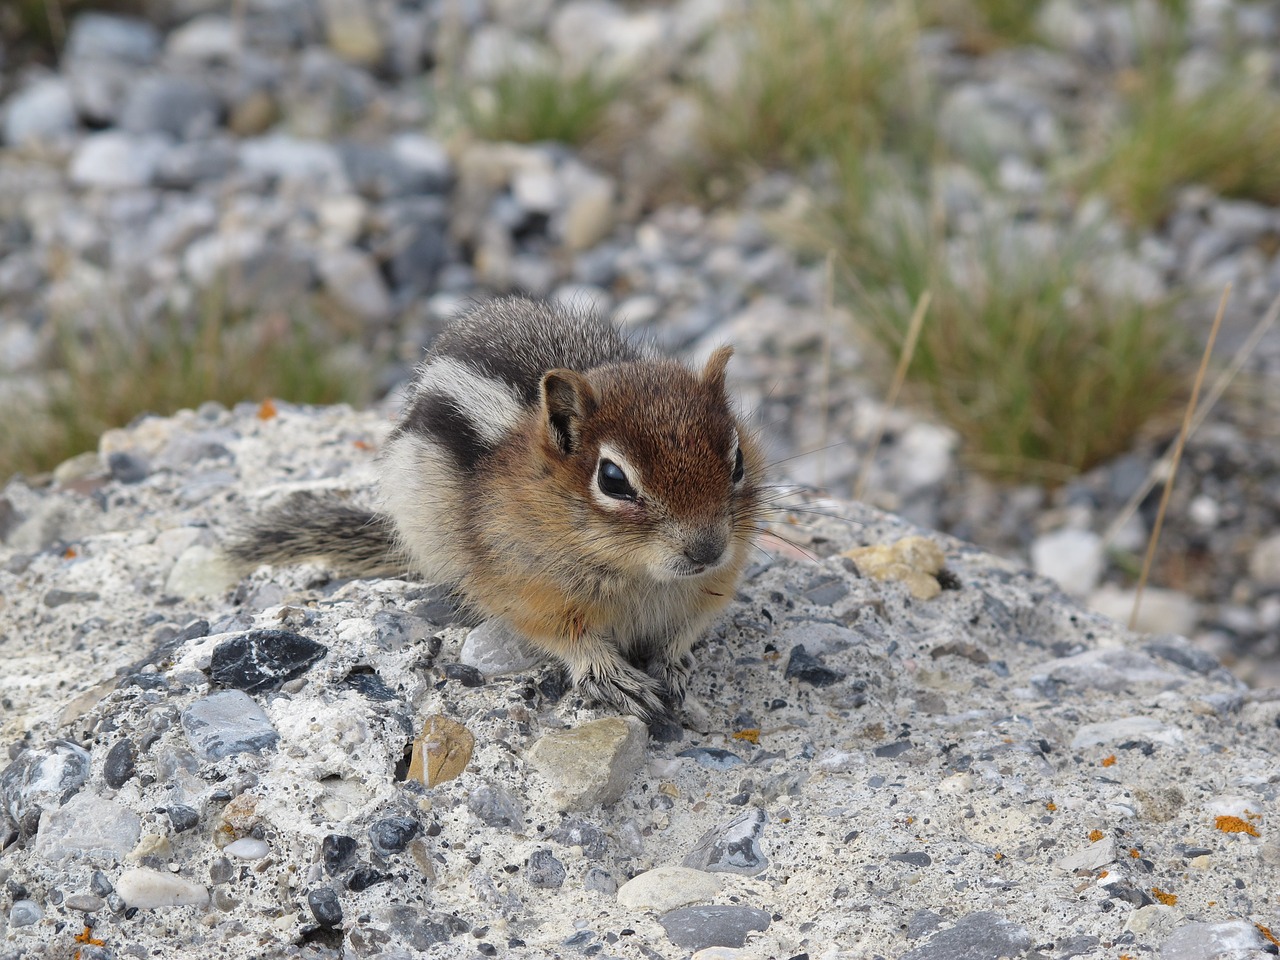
[[558, 634, 671, 723]]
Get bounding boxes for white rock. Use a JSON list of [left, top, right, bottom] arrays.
[[1071, 716, 1184, 749], [460, 620, 541, 676], [1057, 836, 1116, 873], [316, 247, 393, 323], [3, 78, 77, 146], [69, 131, 169, 188], [240, 135, 345, 185], [224, 838, 270, 860], [390, 133, 451, 183], [559, 163, 615, 252], [165, 545, 238, 599], [166, 15, 239, 61], [115, 868, 209, 909], [512, 167, 562, 214], [1089, 585, 1199, 637], [1247, 533, 1280, 588], [1187, 495, 1220, 529], [1032, 528, 1104, 597], [617, 866, 723, 911], [892, 422, 956, 496], [527, 717, 647, 811]]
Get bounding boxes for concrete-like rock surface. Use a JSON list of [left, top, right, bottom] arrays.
[[1, 403, 1278, 958]]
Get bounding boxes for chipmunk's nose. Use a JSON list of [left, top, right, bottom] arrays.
[[684, 533, 727, 568]]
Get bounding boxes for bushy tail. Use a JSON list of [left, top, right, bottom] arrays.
[[223, 492, 409, 577]]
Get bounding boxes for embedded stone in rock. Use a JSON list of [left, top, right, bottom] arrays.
[[467, 784, 525, 830], [115, 868, 210, 909], [9, 900, 42, 927], [308, 886, 343, 928], [369, 816, 419, 857], [526, 848, 567, 889], [1159, 919, 1272, 959], [181, 690, 279, 760], [460, 619, 541, 676], [1, 740, 91, 837], [843, 536, 946, 600], [617, 866, 723, 911], [33, 792, 141, 863], [658, 904, 771, 950], [322, 834, 358, 876], [210, 629, 328, 694], [900, 911, 1032, 960], [784, 645, 846, 687], [407, 715, 475, 788], [1071, 716, 1184, 749], [682, 808, 768, 876], [1058, 836, 1117, 873], [167, 805, 199, 833], [103, 739, 136, 788], [165, 544, 239, 599], [526, 717, 647, 811], [676, 747, 743, 770]]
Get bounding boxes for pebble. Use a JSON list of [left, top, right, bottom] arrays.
[[526, 848, 567, 889], [459, 620, 541, 676], [63, 893, 104, 912], [1031, 528, 1104, 596], [316, 247, 393, 323], [682, 808, 768, 876], [3, 79, 78, 146], [526, 717, 647, 811], [658, 905, 771, 951], [369, 816, 419, 857], [1, 740, 91, 837], [1247, 532, 1280, 588], [167, 804, 200, 833], [9, 900, 42, 926], [783, 645, 846, 687], [1089, 585, 1199, 637], [120, 75, 220, 138], [1159, 919, 1272, 959], [165, 544, 239, 598], [224, 837, 270, 859], [900, 911, 1032, 960], [65, 13, 160, 65], [322, 834, 358, 876], [115, 867, 210, 909], [1071, 716, 1184, 749], [181, 690, 280, 760], [308, 886, 343, 927], [103, 739, 137, 788], [210, 629, 329, 694], [69, 132, 170, 188], [468, 783, 525, 830], [617, 865, 723, 911]]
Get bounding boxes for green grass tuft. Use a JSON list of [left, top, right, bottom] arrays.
[[696, 0, 922, 174], [460, 65, 621, 146], [820, 157, 1185, 481], [0, 292, 371, 479]]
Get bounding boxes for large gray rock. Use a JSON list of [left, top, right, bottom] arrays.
[[3, 78, 78, 146]]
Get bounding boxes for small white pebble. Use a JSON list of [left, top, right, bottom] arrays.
[[224, 837, 270, 860]]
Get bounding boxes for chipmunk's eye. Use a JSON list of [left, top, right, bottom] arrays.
[[732, 446, 745, 484], [597, 459, 636, 500]]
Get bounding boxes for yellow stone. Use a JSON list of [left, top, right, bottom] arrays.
[[842, 535, 945, 600], [408, 715, 475, 787]]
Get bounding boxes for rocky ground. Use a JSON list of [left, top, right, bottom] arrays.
[[0, 401, 1278, 959], [1, 0, 1279, 687]]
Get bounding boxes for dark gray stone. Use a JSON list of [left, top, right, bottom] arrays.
[[181, 691, 279, 760], [322, 834, 358, 876], [210, 630, 328, 694], [889, 851, 933, 867], [103, 739, 136, 789], [526, 848, 566, 889], [107, 452, 149, 484], [550, 819, 607, 859], [677, 747, 743, 770], [467, 784, 524, 830], [167, 804, 200, 833], [308, 886, 342, 927], [369, 816, 419, 857], [682, 807, 768, 876], [900, 911, 1033, 960], [44, 589, 101, 608], [583, 867, 617, 895], [658, 905, 771, 950], [784, 645, 846, 687], [120, 75, 220, 138]]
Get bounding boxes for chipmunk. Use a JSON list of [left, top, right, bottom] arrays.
[[226, 297, 766, 722]]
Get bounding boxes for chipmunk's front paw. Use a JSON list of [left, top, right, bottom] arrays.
[[646, 652, 694, 705], [577, 664, 669, 724]]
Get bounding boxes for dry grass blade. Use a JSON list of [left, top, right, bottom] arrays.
[[1129, 284, 1230, 630], [1102, 288, 1280, 550], [853, 289, 931, 501]]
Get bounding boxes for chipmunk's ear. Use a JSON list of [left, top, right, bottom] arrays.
[[701, 345, 734, 393], [541, 369, 597, 456]]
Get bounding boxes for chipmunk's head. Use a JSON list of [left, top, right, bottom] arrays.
[[538, 346, 764, 582]]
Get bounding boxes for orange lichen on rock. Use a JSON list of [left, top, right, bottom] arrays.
[[1215, 815, 1260, 837], [732, 729, 761, 745], [1046, 802, 1057, 812], [1089, 829, 1105, 842], [1151, 887, 1178, 906], [1101, 755, 1117, 767], [1256, 924, 1278, 947], [257, 397, 278, 420]]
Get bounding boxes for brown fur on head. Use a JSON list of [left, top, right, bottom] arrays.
[[535, 348, 764, 583]]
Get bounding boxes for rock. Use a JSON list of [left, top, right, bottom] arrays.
[[526, 848, 566, 888], [33, 791, 141, 863], [459, 620, 541, 676], [168, 805, 200, 833], [1089, 585, 1199, 637], [316, 247, 393, 323], [115, 868, 209, 909], [1, 741, 91, 837], [1071, 716, 1184, 749], [658, 905, 771, 951], [682, 808, 768, 875], [369, 816, 419, 857], [783, 645, 847, 687], [893, 423, 956, 495], [103, 739, 136, 788], [1247, 532, 1280, 588], [3, 79, 78, 146], [165, 544, 238, 599], [560, 163, 616, 251], [239, 135, 345, 185], [900, 911, 1033, 960], [181, 691, 280, 760], [69, 132, 169, 188], [9, 900, 42, 927], [322, 834, 358, 876], [1159, 919, 1273, 959], [407, 715, 475, 787], [166, 15, 239, 62], [527, 717, 647, 811], [1058, 836, 1117, 873], [467, 783, 525, 830], [64, 13, 160, 65], [1031, 528, 1104, 596], [676, 747, 744, 770], [617, 866, 723, 911], [120, 75, 220, 138], [843, 536, 946, 600], [321, 0, 384, 66], [308, 886, 343, 927], [224, 837, 270, 860], [210, 630, 328, 694]]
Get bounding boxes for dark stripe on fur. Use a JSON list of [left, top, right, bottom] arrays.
[[223, 492, 408, 577], [397, 390, 489, 474]]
